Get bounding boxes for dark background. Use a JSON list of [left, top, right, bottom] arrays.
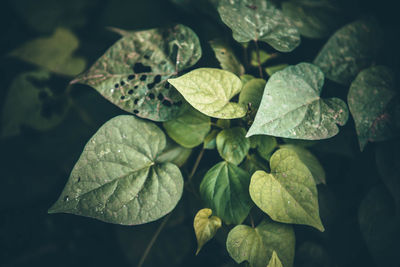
[[0, 0, 399, 266]]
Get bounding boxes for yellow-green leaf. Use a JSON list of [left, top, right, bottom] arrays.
[[193, 208, 222, 255], [267, 251, 283, 267]]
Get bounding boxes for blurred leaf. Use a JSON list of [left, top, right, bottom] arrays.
[[250, 50, 272, 66], [267, 251, 283, 267], [348, 66, 399, 150], [194, 208, 222, 255], [240, 74, 256, 86], [216, 119, 231, 129], [247, 63, 348, 140], [216, 127, 250, 165], [168, 68, 247, 119], [296, 242, 332, 267], [250, 148, 324, 231], [157, 138, 192, 167], [49, 115, 183, 225], [217, 0, 300, 52], [265, 64, 288, 76], [72, 24, 202, 121], [10, 28, 86, 76], [240, 153, 268, 175], [226, 219, 295, 267], [210, 39, 245, 76], [239, 78, 266, 110], [250, 135, 278, 161], [314, 18, 383, 85], [203, 129, 219, 149]]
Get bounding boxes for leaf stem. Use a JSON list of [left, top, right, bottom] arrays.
[[249, 213, 255, 228], [188, 148, 205, 183], [254, 40, 264, 79]]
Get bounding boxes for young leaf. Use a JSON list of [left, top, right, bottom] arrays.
[[216, 127, 250, 165], [280, 144, 326, 184], [249, 148, 324, 231], [239, 78, 266, 110], [203, 129, 219, 150], [1, 70, 69, 138], [265, 64, 288, 76], [163, 106, 211, 148], [267, 251, 283, 267], [168, 68, 247, 119], [193, 208, 222, 255], [48, 115, 184, 225], [217, 0, 300, 52], [314, 19, 383, 85], [250, 50, 272, 67], [209, 39, 245, 76], [200, 161, 252, 224], [247, 63, 348, 140], [226, 219, 295, 267], [156, 139, 192, 167], [250, 135, 278, 161], [10, 28, 86, 76], [72, 24, 202, 121], [348, 66, 398, 151]]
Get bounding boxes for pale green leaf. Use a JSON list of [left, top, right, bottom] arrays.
[[210, 39, 245, 76], [217, 0, 300, 52], [203, 129, 219, 150], [314, 19, 383, 85], [168, 68, 247, 119], [216, 127, 250, 165], [72, 24, 202, 121], [200, 161, 252, 224], [249, 148, 324, 231], [48, 115, 184, 225], [239, 78, 266, 110], [10, 28, 86, 76], [247, 63, 348, 140], [267, 251, 283, 267], [156, 139, 192, 167], [194, 208, 222, 255], [163, 106, 211, 148], [1, 70, 69, 138], [348, 66, 398, 151], [226, 219, 295, 267]]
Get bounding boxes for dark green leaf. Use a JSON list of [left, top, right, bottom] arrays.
[[239, 78, 266, 110], [194, 208, 222, 255], [240, 153, 268, 175], [250, 135, 278, 161], [203, 129, 219, 150], [209, 39, 245, 76], [216, 127, 250, 165], [156, 138, 192, 167]]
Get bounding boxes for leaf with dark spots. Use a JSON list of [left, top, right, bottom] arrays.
[[71, 24, 202, 122]]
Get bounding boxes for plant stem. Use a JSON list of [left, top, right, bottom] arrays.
[[188, 148, 205, 183], [249, 213, 255, 228], [254, 40, 264, 79]]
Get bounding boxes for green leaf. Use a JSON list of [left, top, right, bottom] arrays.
[[194, 208, 222, 255], [1, 70, 69, 138], [267, 251, 283, 267], [200, 161, 252, 224], [217, 0, 300, 52], [48, 115, 184, 225], [72, 24, 202, 121], [265, 64, 288, 76], [348, 66, 398, 151], [156, 139, 192, 167], [282, 0, 346, 39], [239, 78, 266, 110], [10, 28, 86, 76], [209, 39, 245, 76], [226, 219, 295, 267], [163, 106, 211, 148], [247, 63, 349, 140], [203, 129, 219, 150], [249, 148, 324, 231], [168, 68, 247, 119], [250, 50, 273, 67], [241, 74, 256, 86], [313, 19, 383, 85], [280, 144, 326, 184], [216, 119, 231, 129], [240, 153, 268, 176], [250, 135, 278, 161], [216, 127, 250, 165]]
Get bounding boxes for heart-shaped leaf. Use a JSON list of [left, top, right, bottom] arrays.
[[200, 161, 252, 224], [48, 115, 184, 225], [217, 0, 300, 52], [247, 63, 348, 140], [71, 24, 202, 121], [348, 66, 398, 151], [10, 28, 86, 76], [226, 219, 295, 267], [168, 68, 247, 119], [267, 251, 283, 267], [249, 148, 324, 231], [163, 106, 211, 148], [216, 127, 250, 165], [313, 19, 383, 85], [209, 39, 245, 76], [193, 208, 222, 255]]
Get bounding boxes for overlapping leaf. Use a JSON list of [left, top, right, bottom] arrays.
[[267, 251, 283, 267], [193, 208, 222, 255], [216, 127, 250, 165], [239, 78, 266, 110], [209, 39, 245, 76]]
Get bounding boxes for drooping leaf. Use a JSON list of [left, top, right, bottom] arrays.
[[156, 138, 192, 167], [282, 0, 347, 39], [249, 148, 324, 231], [247, 63, 348, 140], [209, 39, 245, 76], [313, 19, 383, 85], [280, 144, 326, 184], [10, 28, 86, 76], [1, 70, 69, 138], [168, 68, 247, 119], [72, 24, 202, 121], [250, 135, 278, 161], [203, 129, 219, 150], [200, 161, 252, 224], [265, 64, 288, 76], [193, 208, 222, 255], [239, 78, 266, 110], [216, 127, 250, 165], [48, 115, 184, 225], [226, 219, 295, 267], [163, 106, 211, 148], [217, 0, 300, 52], [267, 251, 283, 267], [348, 66, 398, 151]]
